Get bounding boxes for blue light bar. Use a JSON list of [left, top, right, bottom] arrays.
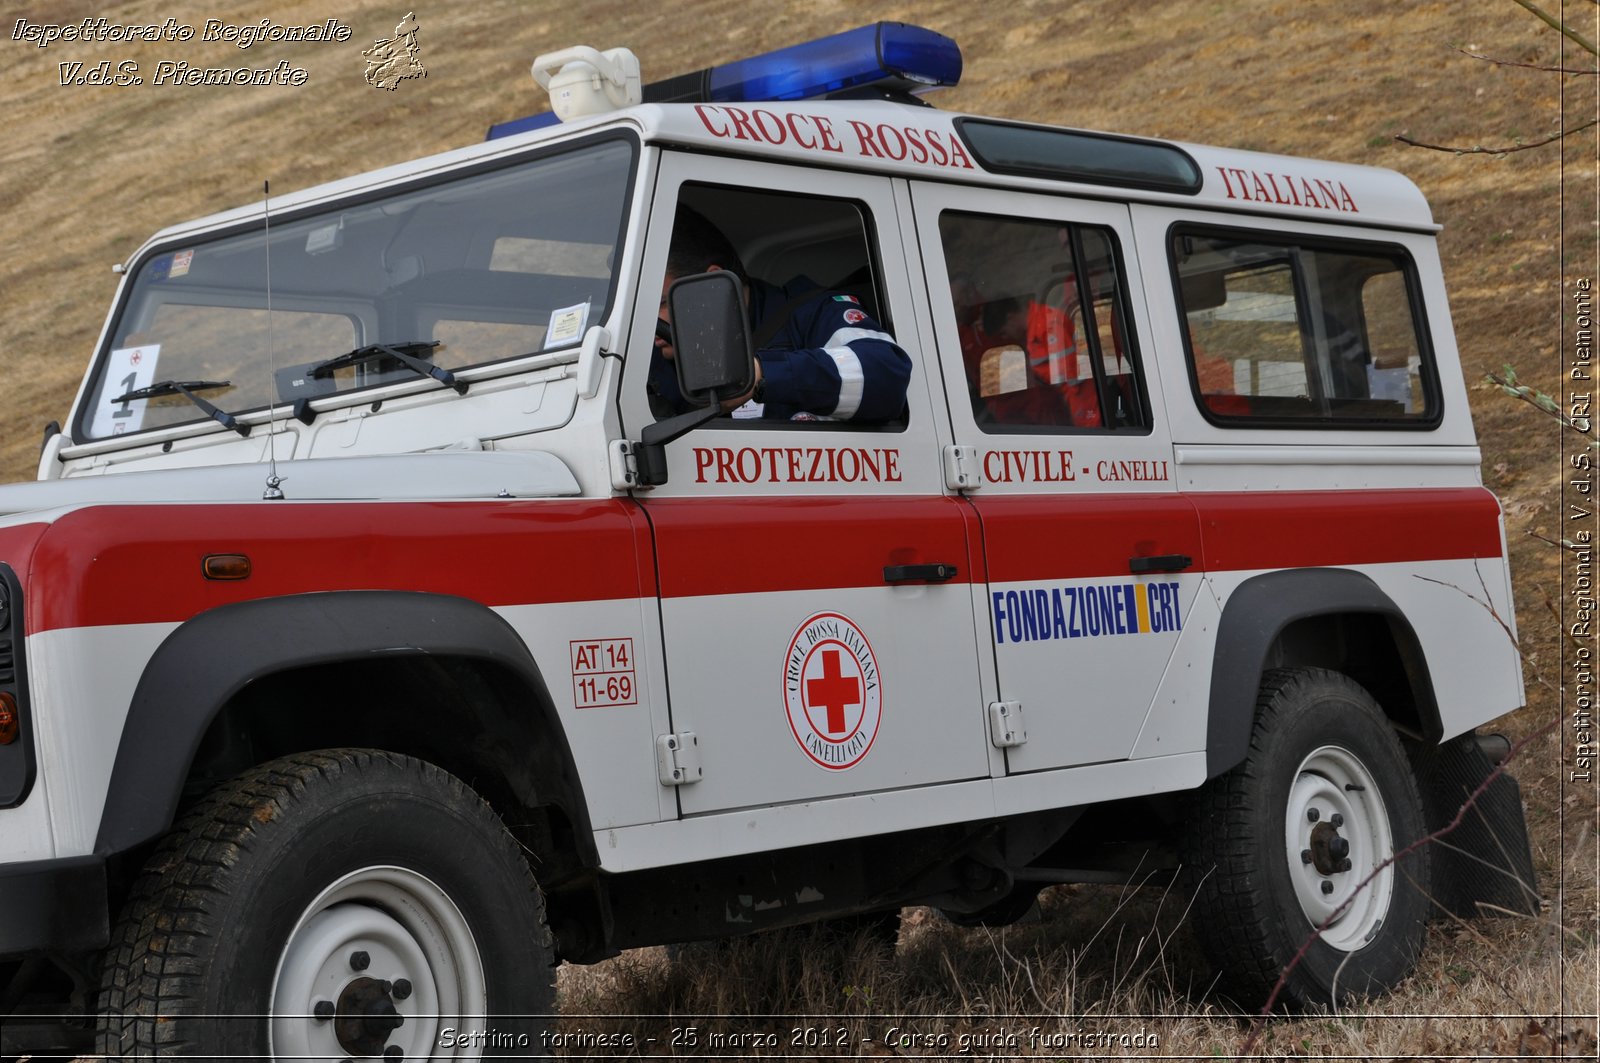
[[488, 22, 961, 141], [704, 23, 960, 103], [487, 110, 561, 139]]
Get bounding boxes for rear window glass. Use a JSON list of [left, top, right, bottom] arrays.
[[1170, 228, 1438, 427]]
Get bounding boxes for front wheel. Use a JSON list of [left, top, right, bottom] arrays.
[[1184, 669, 1431, 1008], [97, 749, 555, 1059]]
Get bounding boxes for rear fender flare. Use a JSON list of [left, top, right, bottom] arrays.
[[1205, 568, 1440, 779]]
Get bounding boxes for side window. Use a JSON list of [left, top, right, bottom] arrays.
[[1171, 228, 1438, 426], [939, 211, 1146, 432], [657, 183, 905, 429]]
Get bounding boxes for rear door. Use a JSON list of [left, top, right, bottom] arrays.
[[620, 155, 994, 816], [908, 183, 1206, 773]]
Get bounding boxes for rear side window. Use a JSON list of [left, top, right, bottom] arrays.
[[1170, 228, 1438, 427]]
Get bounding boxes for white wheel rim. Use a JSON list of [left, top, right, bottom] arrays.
[[269, 865, 488, 1061], [1284, 744, 1394, 951]]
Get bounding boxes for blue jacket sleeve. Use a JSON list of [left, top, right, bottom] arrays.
[[756, 293, 911, 423]]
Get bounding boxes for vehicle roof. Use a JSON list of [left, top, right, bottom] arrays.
[[130, 97, 1434, 259], [633, 99, 1433, 230]]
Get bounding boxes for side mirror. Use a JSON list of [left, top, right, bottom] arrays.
[[635, 271, 757, 487], [668, 270, 755, 405]]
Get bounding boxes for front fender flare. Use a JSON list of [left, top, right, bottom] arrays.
[[93, 590, 591, 859]]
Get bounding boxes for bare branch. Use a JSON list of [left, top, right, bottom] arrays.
[[1487, 366, 1595, 432], [1452, 45, 1599, 74], [1396, 118, 1600, 153], [1509, 0, 1600, 57]]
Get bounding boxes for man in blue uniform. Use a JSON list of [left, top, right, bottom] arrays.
[[652, 207, 911, 424]]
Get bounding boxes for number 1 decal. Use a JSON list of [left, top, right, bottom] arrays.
[[90, 344, 161, 438]]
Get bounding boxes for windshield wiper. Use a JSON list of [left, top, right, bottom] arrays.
[[109, 379, 251, 437], [307, 341, 466, 395]]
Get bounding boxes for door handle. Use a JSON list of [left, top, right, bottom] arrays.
[[1128, 554, 1192, 574], [884, 563, 958, 584]]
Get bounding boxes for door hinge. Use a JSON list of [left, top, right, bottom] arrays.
[[943, 444, 981, 492], [656, 732, 703, 785], [608, 439, 642, 492], [989, 701, 1027, 748]]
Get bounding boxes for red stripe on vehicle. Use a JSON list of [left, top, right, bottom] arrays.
[[973, 495, 1204, 582], [1189, 488, 1503, 573], [642, 496, 980, 599], [15, 488, 1504, 631], [27, 501, 654, 632], [973, 488, 1502, 584]]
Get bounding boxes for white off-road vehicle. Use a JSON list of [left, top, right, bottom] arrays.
[[0, 23, 1535, 1059]]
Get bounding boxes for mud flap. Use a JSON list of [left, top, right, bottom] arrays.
[[1410, 731, 1539, 918]]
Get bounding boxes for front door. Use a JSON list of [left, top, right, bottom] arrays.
[[621, 156, 993, 816]]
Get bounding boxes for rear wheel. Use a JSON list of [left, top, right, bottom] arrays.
[[97, 749, 554, 1059], [1185, 669, 1430, 1008]]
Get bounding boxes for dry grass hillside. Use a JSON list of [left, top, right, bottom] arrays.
[[2, 0, 1595, 1056]]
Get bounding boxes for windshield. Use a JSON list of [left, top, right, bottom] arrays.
[[80, 137, 635, 440]]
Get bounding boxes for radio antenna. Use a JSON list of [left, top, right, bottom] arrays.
[[262, 179, 285, 500]]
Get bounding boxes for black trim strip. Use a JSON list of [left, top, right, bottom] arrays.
[[0, 855, 108, 956], [0, 564, 35, 809]]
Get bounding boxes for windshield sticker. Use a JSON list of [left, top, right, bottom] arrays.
[[784, 612, 882, 771], [169, 249, 194, 278], [545, 301, 589, 350], [92, 344, 160, 437], [304, 224, 341, 255]]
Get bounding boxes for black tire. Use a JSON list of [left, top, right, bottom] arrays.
[[96, 749, 554, 1060], [1184, 668, 1431, 1009]]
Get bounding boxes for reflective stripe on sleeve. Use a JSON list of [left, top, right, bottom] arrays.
[[819, 325, 895, 419], [823, 346, 865, 419]]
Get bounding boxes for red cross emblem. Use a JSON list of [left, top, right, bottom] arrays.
[[804, 647, 862, 737], [784, 612, 882, 770]]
